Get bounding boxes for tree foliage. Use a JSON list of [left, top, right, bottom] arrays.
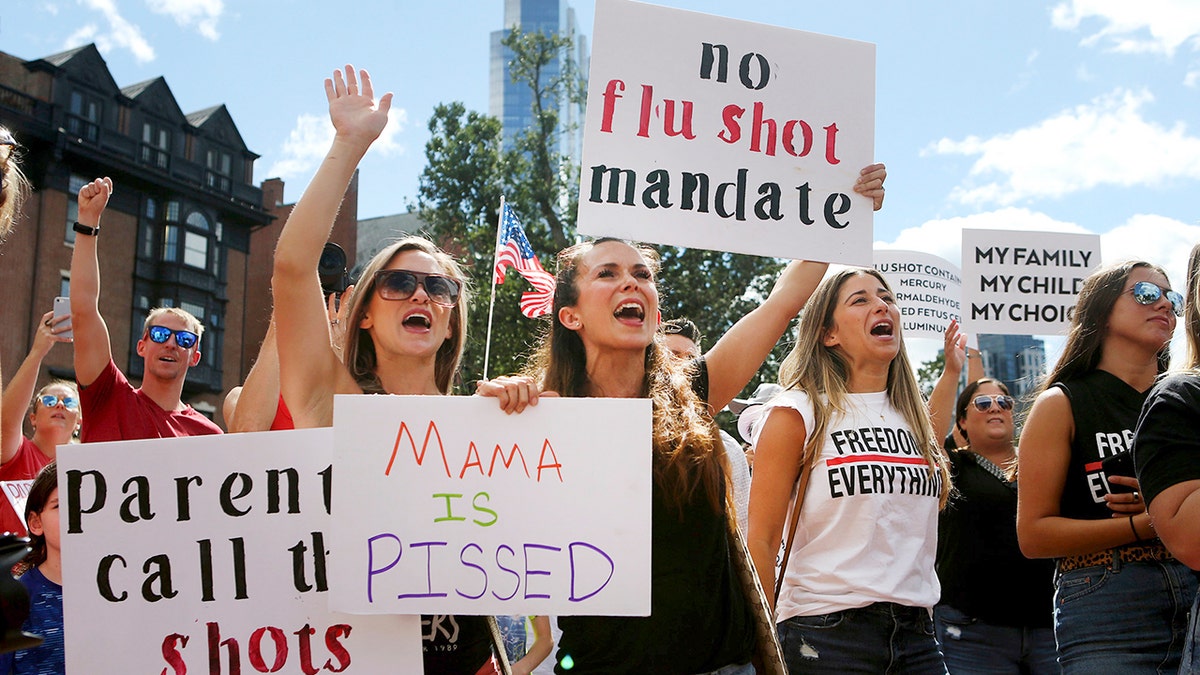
[[916, 350, 946, 397]]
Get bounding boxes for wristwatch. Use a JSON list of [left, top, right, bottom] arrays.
[[72, 221, 100, 237]]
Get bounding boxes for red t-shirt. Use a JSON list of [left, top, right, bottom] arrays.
[[270, 396, 295, 431], [80, 360, 222, 443], [0, 437, 53, 536]]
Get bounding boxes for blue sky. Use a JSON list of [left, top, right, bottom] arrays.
[[4, 0, 1200, 357]]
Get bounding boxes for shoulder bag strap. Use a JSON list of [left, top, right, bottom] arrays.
[[774, 450, 814, 602]]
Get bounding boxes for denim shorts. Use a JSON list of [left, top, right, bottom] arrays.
[[1054, 557, 1196, 674], [934, 604, 1059, 675], [777, 602, 947, 674]]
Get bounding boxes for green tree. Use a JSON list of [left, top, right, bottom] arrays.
[[916, 350, 946, 397]]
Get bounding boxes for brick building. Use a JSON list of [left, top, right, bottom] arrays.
[[0, 43, 277, 429]]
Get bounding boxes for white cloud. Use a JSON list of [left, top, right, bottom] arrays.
[[876, 208, 1087, 267], [265, 108, 408, 180], [1051, 0, 1200, 57], [145, 0, 223, 41], [926, 88, 1200, 207], [1186, 70, 1200, 87], [76, 0, 156, 63]]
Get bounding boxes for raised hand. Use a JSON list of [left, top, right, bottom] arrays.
[[324, 65, 393, 147], [854, 163, 887, 211], [77, 176, 113, 224]]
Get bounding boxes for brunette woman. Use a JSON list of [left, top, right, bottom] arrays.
[[273, 65, 526, 675], [1017, 260, 1196, 673], [747, 267, 950, 674]]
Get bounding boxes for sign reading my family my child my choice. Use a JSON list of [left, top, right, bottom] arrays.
[[961, 228, 1102, 335], [873, 250, 963, 341], [328, 395, 652, 617], [59, 430, 421, 674], [577, 0, 876, 265]]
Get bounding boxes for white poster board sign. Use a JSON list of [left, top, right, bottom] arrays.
[[1, 479, 34, 530], [961, 229, 1101, 335], [577, 0, 876, 264], [874, 250, 963, 341], [59, 430, 421, 674], [328, 396, 652, 616]]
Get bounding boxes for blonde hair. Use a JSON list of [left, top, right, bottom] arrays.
[[1185, 244, 1200, 370], [143, 307, 205, 341], [0, 127, 30, 240], [341, 237, 469, 395], [779, 267, 951, 507], [528, 238, 727, 514]]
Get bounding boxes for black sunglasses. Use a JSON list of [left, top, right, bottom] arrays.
[[147, 325, 199, 349], [1130, 281, 1183, 317], [373, 269, 461, 307], [972, 395, 1014, 412], [39, 394, 79, 411]]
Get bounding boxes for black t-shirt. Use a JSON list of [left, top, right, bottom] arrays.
[[1134, 373, 1200, 506], [422, 614, 492, 674], [554, 358, 755, 674], [1056, 370, 1148, 521], [936, 451, 1054, 627]]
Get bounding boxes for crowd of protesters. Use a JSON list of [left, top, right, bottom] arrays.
[[0, 61, 1198, 675]]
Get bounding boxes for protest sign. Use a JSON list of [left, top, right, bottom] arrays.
[[961, 229, 1101, 335], [577, 0, 876, 264], [1, 479, 33, 530], [59, 429, 420, 674], [874, 250, 963, 340], [328, 395, 652, 617]]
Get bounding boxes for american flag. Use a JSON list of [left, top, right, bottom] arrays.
[[494, 202, 556, 318]]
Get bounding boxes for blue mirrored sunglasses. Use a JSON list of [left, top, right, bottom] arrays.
[[972, 395, 1014, 412], [147, 325, 199, 349], [39, 394, 79, 411], [1130, 281, 1183, 317]]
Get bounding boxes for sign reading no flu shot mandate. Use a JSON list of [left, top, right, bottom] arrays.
[[578, 0, 877, 265]]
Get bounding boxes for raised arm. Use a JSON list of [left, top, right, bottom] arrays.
[[1, 312, 70, 463], [702, 164, 886, 411], [69, 177, 114, 387], [928, 320, 966, 440], [273, 66, 392, 428], [227, 317, 281, 433]]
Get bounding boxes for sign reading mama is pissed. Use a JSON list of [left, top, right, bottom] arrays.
[[578, 0, 876, 265], [59, 430, 421, 674], [328, 395, 652, 617]]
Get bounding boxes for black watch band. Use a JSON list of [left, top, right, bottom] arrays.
[[72, 221, 100, 237]]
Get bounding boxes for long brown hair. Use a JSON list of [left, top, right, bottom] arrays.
[[528, 238, 726, 515], [341, 237, 469, 394], [1038, 260, 1172, 392], [778, 267, 951, 507], [20, 463, 57, 573]]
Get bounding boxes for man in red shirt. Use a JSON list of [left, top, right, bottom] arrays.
[[69, 177, 221, 442]]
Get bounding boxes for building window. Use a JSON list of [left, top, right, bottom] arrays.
[[67, 90, 101, 142], [140, 122, 171, 170], [205, 149, 232, 193], [162, 224, 179, 262], [183, 231, 208, 268], [59, 274, 70, 298], [166, 201, 180, 222], [64, 175, 89, 244]]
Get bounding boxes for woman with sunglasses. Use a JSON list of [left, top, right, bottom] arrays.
[[1132, 244, 1200, 671], [1017, 260, 1196, 673], [747, 267, 950, 674], [931, 357, 1057, 674], [0, 311, 77, 537], [273, 65, 529, 675]]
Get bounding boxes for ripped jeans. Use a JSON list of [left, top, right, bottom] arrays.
[[777, 602, 947, 675]]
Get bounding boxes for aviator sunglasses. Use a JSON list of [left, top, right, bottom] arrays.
[[972, 395, 1014, 413], [373, 269, 462, 308], [39, 394, 79, 411], [1129, 281, 1183, 317], [146, 325, 199, 349]]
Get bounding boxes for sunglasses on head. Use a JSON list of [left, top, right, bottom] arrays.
[[1130, 281, 1183, 317], [972, 395, 1014, 412], [146, 325, 199, 349], [373, 269, 461, 307], [38, 394, 78, 411]]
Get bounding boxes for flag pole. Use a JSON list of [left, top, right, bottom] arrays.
[[482, 196, 506, 381]]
